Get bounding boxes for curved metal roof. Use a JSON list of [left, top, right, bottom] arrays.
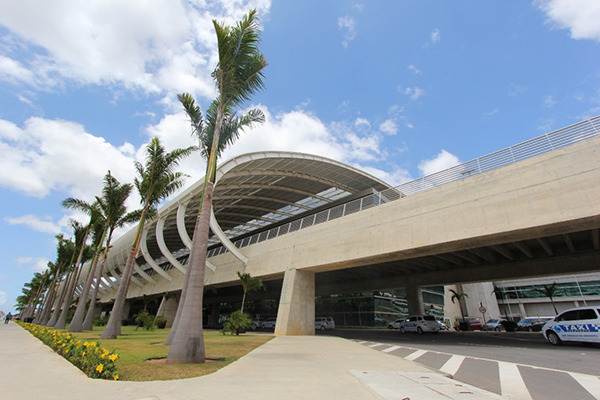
[[96, 151, 392, 289]]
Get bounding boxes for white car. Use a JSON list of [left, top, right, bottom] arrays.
[[542, 307, 600, 346], [315, 317, 335, 330], [400, 315, 440, 334], [388, 318, 404, 329], [262, 318, 277, 330]]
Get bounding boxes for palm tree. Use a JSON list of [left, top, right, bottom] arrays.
[[491, 286, 512, 320], [168, 8, 267, 365], [42, 236, 75, 326], [46, 234, 78, 327], [449, 288, 469, 325], [100, 137, 194, 339], [55, 220, 94, 329], [67, 172, 139, 332], [237, 271, 266, 313], [533, 282, 559, 315]]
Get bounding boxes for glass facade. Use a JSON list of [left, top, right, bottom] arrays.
[[315, 286, 445, 328], [498, 280, 600, 300]]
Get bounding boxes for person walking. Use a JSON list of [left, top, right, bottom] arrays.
[[5, 312, 12, 324]]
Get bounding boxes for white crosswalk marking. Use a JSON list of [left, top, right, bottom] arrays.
[[569, 372, 600, 400], [368, 343, 382, 348], [405, 349, 427, 361], [498, 361, 532, 400], [382, 345, 400, 353], [439, 354, 465, 376]]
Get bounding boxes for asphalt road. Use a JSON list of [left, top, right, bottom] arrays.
[[319, 329, 600, 399], [323, 328, 600, 376]]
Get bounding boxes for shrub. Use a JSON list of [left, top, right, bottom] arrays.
[[18, 322, 119, 380], [154, 315, 167, 329], [501, 320, 518, 332], [221, 310, 253, 335], [134, 312, 155, 331], [93, 315, 109, 326]]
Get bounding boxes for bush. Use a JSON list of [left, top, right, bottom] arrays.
[[93, 315, 109, 326], [154, 315, 167, 329], [134, 312, 155, 331], [501, 320, 518, 332], [221, 311, 253, 335], [18, 322, 119, 380]]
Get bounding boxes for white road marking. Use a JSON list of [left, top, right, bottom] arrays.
[[439, 354, 466, 376], [569, 372, 600, 400], [405, 349, 428, 361], [368, 343, 383, 348], [498, 361, 533, 400], [382, 345, 400, 353]]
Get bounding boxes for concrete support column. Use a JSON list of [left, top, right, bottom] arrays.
[[275, 268, 315, 335], [406, 284, 425, 315]]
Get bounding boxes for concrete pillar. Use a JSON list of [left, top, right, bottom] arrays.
[[406, 284, 425, 315], [275, 268, 315, 335]]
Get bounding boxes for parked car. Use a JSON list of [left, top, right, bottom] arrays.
[[262, 318, 277, 330], [326, 317, 335, 329], [400, 315, 440, 334], [517, 317, 554, 332], [542, 307, 600, 346], [436, 318, 449, 330], [252, 318, 265, 329], [482, 318, 506, 331], [388, 318, 404, 329], [315, 317, 334, 330], [463, 318, 483, 331]]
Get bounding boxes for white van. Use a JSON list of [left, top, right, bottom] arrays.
[[542, 307, 600, 346], [315, 317, 334, 330], [400, 315, 440, 334]]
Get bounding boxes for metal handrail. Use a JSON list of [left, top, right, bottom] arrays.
[[207, 116, 600, 258]]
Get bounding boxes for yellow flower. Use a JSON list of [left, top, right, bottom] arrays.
[[108, 354, 118, 362], [82, 352, 86, 356], [84, 342, 89, 347], [113, 375, 119, 381], [96, 364, 103, 373]]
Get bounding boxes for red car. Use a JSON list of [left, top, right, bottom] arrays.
[[465, 318, 482, 330]]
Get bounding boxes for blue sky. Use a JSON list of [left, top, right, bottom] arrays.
[[0, 1, 599, 311]]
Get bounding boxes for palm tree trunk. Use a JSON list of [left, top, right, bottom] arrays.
[[241, 291, 247, 314], [165, 215, 201, 345], [46, 270, 73, 327], [68, 253, 99, 332], [40, 271, 61, 325], [100, 210, 148, 339], [82, 258, 106, 330], [166, 182, 212, 364], [54, 264, 81, 329]]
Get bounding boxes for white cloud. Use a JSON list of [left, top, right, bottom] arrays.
[[0, 1, 272, 100], [354, 117, 371, 131], [400, 86, 426, 100], [5, 215, 63, 234], [543, 95, 556, 107], [430, 28, 441, 43], [537, 0, 600, 42], [14, 257, 49, 273], [507, 83, 527, 97], [0, 117, 137, 199], [379, 119, 398, 136], [484, 109, 499, 119], [418, 150, 460, 176], [338, 16, 357, 48], [407, 64, 422, 74]]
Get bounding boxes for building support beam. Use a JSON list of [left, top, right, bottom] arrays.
[[275, 268, 315, 335], [406, 284, 425, 315]]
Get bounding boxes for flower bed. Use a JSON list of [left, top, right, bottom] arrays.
[[19, 322, 119, 380]]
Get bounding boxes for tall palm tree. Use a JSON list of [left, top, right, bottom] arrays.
[[533, 282, 559, 315], [237, 271, 266, 313], [55, 220, 94, 329], [449, 288, 469, 324], [168, 9, 267, 365], [67, 172, 139, 332], [46, 234, 78, 327], [83, 183, 141, 331], [100, 137, 194, 339]]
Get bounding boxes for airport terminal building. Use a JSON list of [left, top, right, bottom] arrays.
[[74, 116, 600, 332]]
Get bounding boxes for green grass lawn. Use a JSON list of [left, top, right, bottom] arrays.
[[70, 327, 273, 381]]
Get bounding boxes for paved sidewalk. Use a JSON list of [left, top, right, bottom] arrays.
[[0, 322, 501, 400]]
